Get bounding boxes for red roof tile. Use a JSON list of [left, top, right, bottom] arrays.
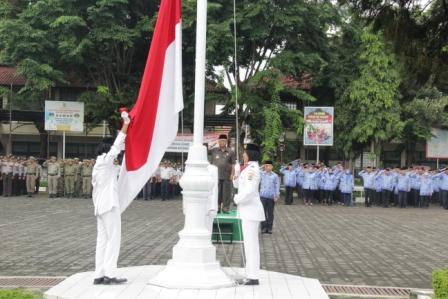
[[0, 66, 26, 86]]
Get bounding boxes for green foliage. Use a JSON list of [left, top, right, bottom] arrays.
[[262, 82, 283, 162], [402, 87, 448, 140], [341, 0, 448, 92], [433, 269, 448, 299], [0, 0, 152, 127], [206, 0, 336, 147], [0, 289, 42, 299], [335, 29, 402, 157]]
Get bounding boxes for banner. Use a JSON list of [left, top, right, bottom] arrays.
[[167, 129, 232, 153], [303, 106, 334, 146], [44, 101, 84, 132], [426, 128, 448, 159]]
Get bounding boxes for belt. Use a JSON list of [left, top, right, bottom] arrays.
[[65, 175, 74, 177], [27, 173, 36, 175], [48, 174, 58, 176]]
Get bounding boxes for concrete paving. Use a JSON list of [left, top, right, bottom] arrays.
[[0, 195, 446, 289]]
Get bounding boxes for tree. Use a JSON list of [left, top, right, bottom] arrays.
[[0, 0, 154, 155], [340, 0, 448, 92], [335, 29, 403, 166], [1, 0, 341, 160], [401, 87, 448, 164], [206, 0, 339, 156]]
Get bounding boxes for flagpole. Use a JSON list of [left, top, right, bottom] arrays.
[[193, 0, 206, 146], [149, 0, 234, 289]]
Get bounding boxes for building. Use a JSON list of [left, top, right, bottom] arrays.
[[0, 66, 106, 159]]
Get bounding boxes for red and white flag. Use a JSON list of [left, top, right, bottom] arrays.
[[118, 0, 183, 212]]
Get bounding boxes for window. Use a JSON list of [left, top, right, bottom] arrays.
[[382, 150, 400, 168], [284, 102, 297, 110], [215, 104, 225, 115], [12, 142, 57, 158], [66, 143, 97, 159], [305, 148, 317, 161]]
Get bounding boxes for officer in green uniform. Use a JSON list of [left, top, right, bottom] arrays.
[[57, 159, 65, 197], [25, 157, 39, 197], [209, 135, 236, 213], [74, 158, 82, 198], [43, 156, 60, 198], [64, 159, 76, 198], [82, 159, 93, 199]]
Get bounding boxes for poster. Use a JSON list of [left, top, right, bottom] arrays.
[[303, 106, 334, 146], [45, 101, 84, 132], [167, 129, 232, 153], [426, 128, 448, 159]]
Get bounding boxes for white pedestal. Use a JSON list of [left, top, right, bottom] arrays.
[[43, 265, 329, 299], [148, 145, 233, 289]]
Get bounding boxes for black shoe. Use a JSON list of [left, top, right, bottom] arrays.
[[243, 279, 259, 285], [103, 276, 127, 285], [267, 230, 272, 234], [93, 277, 104, 285]]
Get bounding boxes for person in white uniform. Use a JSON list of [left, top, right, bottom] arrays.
[[233, 143, 265, 285], [91, 111, 130, 285]]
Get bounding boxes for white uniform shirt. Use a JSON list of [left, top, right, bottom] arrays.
[[233, 161, 265, 222], [92, 132, 126, 216], [160, 167, 173, 180]]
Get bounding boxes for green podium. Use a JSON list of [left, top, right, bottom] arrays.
[[212, 210, 243, 243]]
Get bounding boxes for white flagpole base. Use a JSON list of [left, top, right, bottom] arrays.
[[148, 144, 234, 289], [149, 260, 234, 289]]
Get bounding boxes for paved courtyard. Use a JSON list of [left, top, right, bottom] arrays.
[[0, 195, 446, 289]]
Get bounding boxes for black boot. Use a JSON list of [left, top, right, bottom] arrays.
[[103, 276, 127, 285], [243, 279, 259, 285]]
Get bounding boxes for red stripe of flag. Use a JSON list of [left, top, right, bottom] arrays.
[[126, 0, 182, 171]]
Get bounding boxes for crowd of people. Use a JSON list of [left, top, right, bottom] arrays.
[[0, 155, 97, 198], [136, 160, 183, 201], [279, 161, 448, 210], [0, 155, 38, 197], [0, 155, 183, 201], [2, 152, 448, 212]]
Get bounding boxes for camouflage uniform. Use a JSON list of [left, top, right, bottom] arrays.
[[64, 160, 76, 198], [57, 160, 65, 197], [43, 157, 60, 198], [25, 157, 39, 197], [81, 161, 93, 198], [73, 158, 82, 198]]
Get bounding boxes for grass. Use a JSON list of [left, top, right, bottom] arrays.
[[433, 269, 448, 299], [39, 180, 47, 188], [0, 290, 42, 299]]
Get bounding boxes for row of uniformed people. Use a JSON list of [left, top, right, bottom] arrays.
[[43, 156, 96, 198], [280, 162, 355, 206], [0, 155, 43, 197], [137, 161, 183, 200], [359, 166, 448, 209]]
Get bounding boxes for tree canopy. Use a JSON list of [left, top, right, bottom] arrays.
[[0, 0, 446, 163]]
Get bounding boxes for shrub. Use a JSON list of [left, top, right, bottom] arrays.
[[433, 269, 448, 299], [0, 289, 42, 299]]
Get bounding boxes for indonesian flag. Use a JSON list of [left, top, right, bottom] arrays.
[[118, 0, 183, 213]]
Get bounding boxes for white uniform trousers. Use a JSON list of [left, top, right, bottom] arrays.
[[94, 207, 121, 278], [242, 220, 260, 280]]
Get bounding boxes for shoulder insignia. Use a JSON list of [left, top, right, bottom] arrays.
[[248, 171, 254, 180]]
